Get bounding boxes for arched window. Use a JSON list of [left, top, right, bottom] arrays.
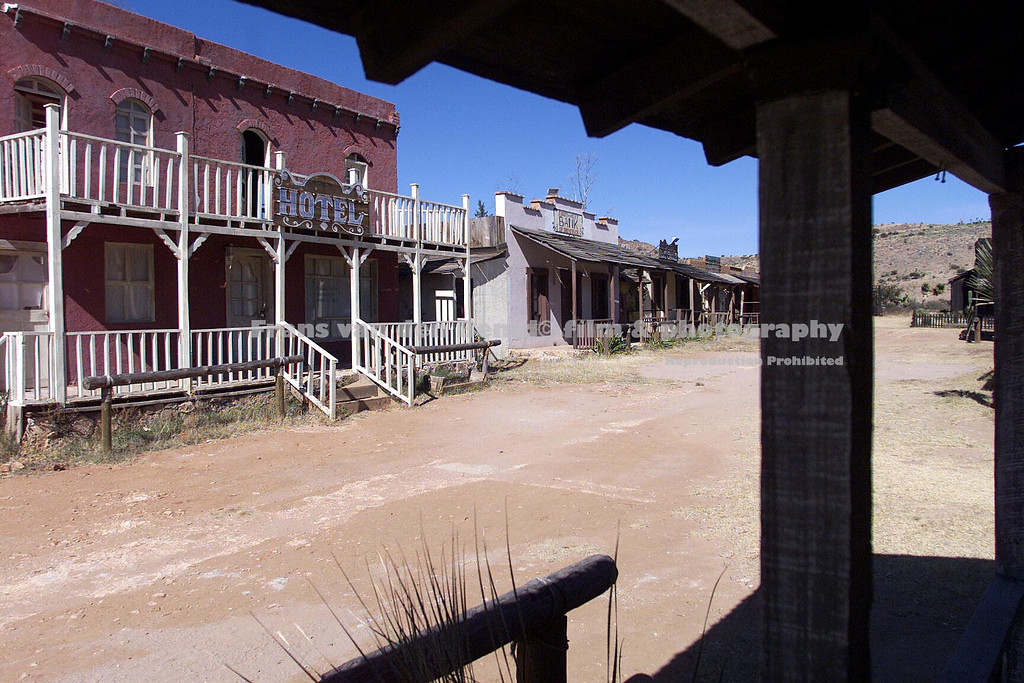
[[14, 77, 65, 132], [345, 153, 369, 188], [115, 99, 152, 182], [241, 129, 270, 217]]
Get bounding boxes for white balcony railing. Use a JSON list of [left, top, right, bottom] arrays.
[[0, 130, 46, 201], [0, 126, 469, 248]]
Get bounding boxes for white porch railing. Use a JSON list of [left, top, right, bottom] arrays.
[[2, 325, 340, 420], [1, 331, 56, 404], [60, 131, 183, 212], [191, 155, 273, 221], [368, 189, 416, 240], [367, 320, 473, 364], [191, 326, 280, 386], [67, 329, 182, 399], [354, 319, 415, 405], [0, 127, 470, 248], [0, 130, 46, 201]]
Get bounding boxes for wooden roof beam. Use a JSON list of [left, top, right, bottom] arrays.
[[353, 0, 524, 84], [577, 32, 740, 138], [658, 0, 776, 49], [871, 19, 1007, 194]]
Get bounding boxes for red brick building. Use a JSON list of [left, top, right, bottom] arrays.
[[0, 0, 472, 425]]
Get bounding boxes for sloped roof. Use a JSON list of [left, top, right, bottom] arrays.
[[511, 226, 738, 284]]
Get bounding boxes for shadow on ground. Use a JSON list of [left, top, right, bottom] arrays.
[[625, 554, 993, 682]]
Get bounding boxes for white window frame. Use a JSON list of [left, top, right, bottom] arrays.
[[14, 77, 67, 132], [114, 98, 154, 187], [345, 154, 369, 189], [105, 242, 155, 324], [0, 247, 48, 316]]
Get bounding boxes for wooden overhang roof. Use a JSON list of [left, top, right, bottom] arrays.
[[510, 226, 737, 285], [240, 1, 1024, 197]]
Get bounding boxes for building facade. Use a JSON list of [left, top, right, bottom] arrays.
[[0, 0, 472, 423]]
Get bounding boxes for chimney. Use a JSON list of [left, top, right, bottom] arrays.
[[545, 188, 560, 201]]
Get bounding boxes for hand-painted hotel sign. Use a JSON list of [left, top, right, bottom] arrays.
[[552, 209, 583, 237], [273, 169, 368, 236]]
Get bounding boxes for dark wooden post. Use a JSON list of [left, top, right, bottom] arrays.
[[757, 89, 873, 681], [570, 260, 578, 345], [991, 191, 1024, 674], [100, 386, 112, 455], [514, 615, 568, 683], [275, 368, 285, 419]]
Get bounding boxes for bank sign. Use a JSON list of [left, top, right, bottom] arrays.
[[552, 209, 583, 237], [273, 169, 368, 236]]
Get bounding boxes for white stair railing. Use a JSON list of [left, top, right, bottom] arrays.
[[278, 322, 337, 419], [353, 319, 415, 405]]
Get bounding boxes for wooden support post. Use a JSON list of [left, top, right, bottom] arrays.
[[350, 246, 361, 368], [689, 278, 696, 329], [991, 191, 1024, 675], [740, 289, 746, 326], [100, 387, 112, 455], [570, 260, 578, 344], [412, 183, 423, 344], [610, 265, 619, 325], [175, 132, 192, 386], [514, 615, 568, 683], [757, 89, 873, 681], [44, 104, 66, 404], [275, 369, 285, 419], [274, 152, 286, 327], [463, 193, 472, 323]]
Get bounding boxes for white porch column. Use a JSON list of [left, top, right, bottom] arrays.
[[350, 246, 361, 368], [44, 103, 66, 403], [411, 183, 423, 343], [610, 265, 619, 325], [274, 152, 286, 325], [462, 193, 472, 322], [175, 132, 192, 376]]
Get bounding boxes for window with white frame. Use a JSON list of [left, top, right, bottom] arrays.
[[105, 243, 155, 324], [114, 99, 153, 183], [345, 153, 369, 188], [14, 77, 65, 132], [0, 251, 47, 311]]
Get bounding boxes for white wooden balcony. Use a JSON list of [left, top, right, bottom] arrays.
[[0, 126, 470, 250]]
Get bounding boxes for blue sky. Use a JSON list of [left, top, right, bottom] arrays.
[[119, 0, 992, 257]]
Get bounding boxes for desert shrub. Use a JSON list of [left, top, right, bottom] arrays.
[[873, 283, 911, 313]]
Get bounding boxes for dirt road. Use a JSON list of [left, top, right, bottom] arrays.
[[0, 318, 994, 681]]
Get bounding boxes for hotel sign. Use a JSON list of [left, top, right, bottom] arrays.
[[552, 209, 583, 237], [273, 169, 368, 236]]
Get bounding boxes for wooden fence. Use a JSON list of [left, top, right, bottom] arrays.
[[911, 310, 994, 330]]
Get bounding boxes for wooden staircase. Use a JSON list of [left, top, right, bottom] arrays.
[[335, 373, 392, 415]]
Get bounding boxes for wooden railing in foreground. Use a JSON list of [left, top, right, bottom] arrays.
[[572, 318, 614, 350], [83, 355, 303, 454], [943, 574, 1024, 681], [323, 554, 617, 683], [354, 319, 416, 406]]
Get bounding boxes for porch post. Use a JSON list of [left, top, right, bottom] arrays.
[[757, 89, 873, 680], [350, 246, 361, 368], [689, 278, 696, 329], [411, 183, 423, 342], [43, 103, 66, 403], [991, 190, 1024, 675], [463, 193, 472, 323], [609, 265, 618, 325], [274, 152, 286, 326], [570, 259, 578, 343], [175, 132, 192, 378]]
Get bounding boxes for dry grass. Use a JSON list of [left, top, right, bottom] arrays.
[[0, 392, 337, 473]]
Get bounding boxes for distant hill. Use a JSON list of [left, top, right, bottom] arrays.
[[621, 221, 991, 304]]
